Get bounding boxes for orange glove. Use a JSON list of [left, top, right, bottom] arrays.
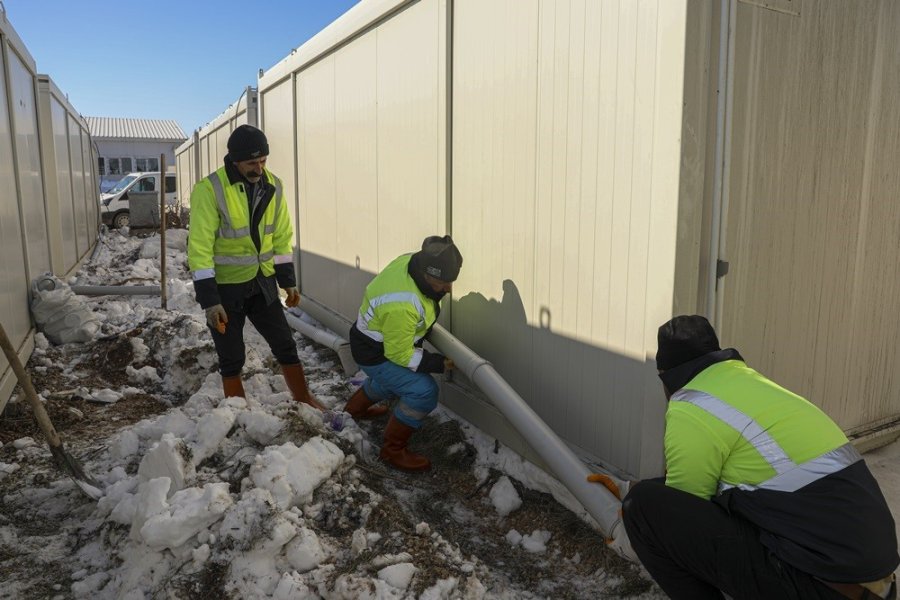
[[587, 473, 628, 500], [284, 287, 301, 308]]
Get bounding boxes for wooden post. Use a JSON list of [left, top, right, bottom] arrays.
[[160, 154, 168, 310]]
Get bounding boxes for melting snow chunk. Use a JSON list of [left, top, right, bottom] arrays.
[[489, 476, 522, 517], [378, 562, 417, 590], [249, 437, 344, 509]]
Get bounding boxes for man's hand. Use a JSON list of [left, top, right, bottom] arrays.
[[587, 473, 630, 501], [205, 304, 228, 334], [443, 358, 455, 371], [284, 287, 301, 308]]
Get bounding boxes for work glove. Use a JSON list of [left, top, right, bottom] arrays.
[[284, 287, 301, 308], [205, 304, 228, 334], [587, 472, 630, 501], [417, 350, 447, 374]]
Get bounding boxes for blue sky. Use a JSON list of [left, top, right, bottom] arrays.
[[3, 0, 359, 137]]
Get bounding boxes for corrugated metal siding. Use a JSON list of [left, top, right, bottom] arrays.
[[720, 0, 900, 434], [452, 0, 688, 476], [86, 117, 186, 142]]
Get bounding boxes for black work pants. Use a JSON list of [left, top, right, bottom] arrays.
[[210, 292, 299, 377], [622, 480, 846, 600]]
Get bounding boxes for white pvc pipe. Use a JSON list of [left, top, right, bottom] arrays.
[[428, 324, 624, 538], [296, 295, 623, 538], [284, 310, 358, 375], [71, 285, 161, 296]]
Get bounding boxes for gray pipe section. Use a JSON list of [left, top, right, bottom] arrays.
[[71, 285, 161, 296], [284, 311, 358, 375], [297, 294, 623, 538], [428, 323, 624, 539], [297, 296, 353, 339]]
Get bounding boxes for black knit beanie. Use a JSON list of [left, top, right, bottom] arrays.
[[418, 235, 463, 282], [656, 315, 721, 371], [227, 125, 269, 162]]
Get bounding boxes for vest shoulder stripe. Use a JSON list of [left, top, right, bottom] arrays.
[[672, 389, 797, 475]]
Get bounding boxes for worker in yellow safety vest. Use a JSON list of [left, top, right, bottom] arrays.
[[610, 315, 897, 600], [187, 125, 322, 409], [346, 235, 463, 471]]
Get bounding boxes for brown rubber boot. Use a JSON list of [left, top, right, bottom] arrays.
[[222, 375, 245, 398], [281, 363, 325, 410], [379, 415, 430, 472], [344, 387, 389, 420]]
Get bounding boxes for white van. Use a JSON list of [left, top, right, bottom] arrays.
[[100, 172, 177, 228]]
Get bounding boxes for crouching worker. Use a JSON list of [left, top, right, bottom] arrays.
[[347, 235, 463, 471], [187, 124, 322, 410], [621, 315, 897, 599]]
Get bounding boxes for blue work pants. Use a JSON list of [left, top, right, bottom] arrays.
[[359, 360, 439, 428]]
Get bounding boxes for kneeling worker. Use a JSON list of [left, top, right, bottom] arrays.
[[347, 235, 463, 471], [622, 315, 897, 599]]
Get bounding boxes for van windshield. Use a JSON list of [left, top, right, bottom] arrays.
[[108, 175, 138, 194]]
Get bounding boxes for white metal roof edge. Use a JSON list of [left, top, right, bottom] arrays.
[[257, 0, 413, 91], [36, 74, 89, 133], [0, 8, 37, 73], [197, 86, 256, 137], [92, 135, 186, 143]]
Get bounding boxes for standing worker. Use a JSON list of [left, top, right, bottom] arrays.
[[346, 235, 463, 471], [619, 315, 897, 599], [187, 125, 322, 409]]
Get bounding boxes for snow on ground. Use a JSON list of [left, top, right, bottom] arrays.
[[0, 228, 661, 599], [3, 228, 898, 599]]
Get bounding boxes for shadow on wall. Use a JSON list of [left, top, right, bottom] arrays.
[[453, 280, 664, 477], [299, 250, 665, 477]]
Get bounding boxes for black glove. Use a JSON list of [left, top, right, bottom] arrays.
[[416, 350, 446, 374]]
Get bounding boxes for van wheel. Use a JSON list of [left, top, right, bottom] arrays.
[[112, 211, 130, 229]]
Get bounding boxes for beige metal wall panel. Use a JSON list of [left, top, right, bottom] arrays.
[[285, 0, 446, 319], [375, 0, 445, 262], [259, 79, 298, 242], [333, 32, 379, 313], [176, 138, 195, 208], [8, 49, 50, 281], [720, 0, 900, 435], [295, 59, 337, 303], [0, 20, 35, 412], [68, 116, 88, 260], [451, 0, 688, 477], [199, 136, 211, 178], [49, 97, 76, 270]]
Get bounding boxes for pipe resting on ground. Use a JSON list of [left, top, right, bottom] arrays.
[[297, 294, 623, 539], [284, 310, 358, 376], [71, 286, 161, 296]]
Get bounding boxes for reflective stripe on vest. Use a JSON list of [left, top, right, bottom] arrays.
[[214, 251, 274, 266], [356, 292, 427, 343], [671, 389, 861, 494], [207, 173, 283, 239]]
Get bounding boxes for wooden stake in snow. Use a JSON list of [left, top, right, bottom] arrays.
[[160, 153, 168, 311], [0, 321, 102, 499]]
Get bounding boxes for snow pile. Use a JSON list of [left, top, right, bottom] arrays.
[[0, 228, 668, 599]]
